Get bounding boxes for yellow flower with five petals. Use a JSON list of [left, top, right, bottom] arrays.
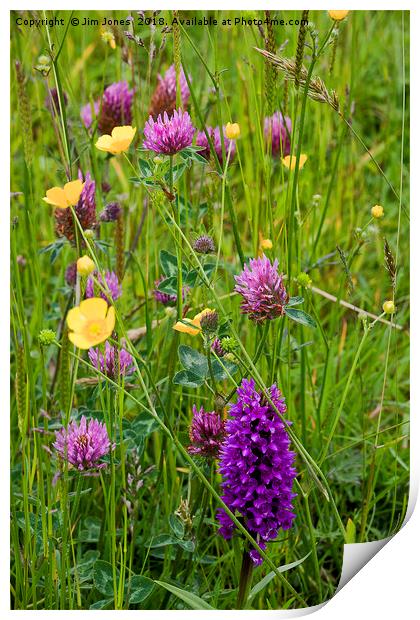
[[67, 298, 115, 349], [282, 154, 308, 171], [43, 180, 84, 209], [95, 125, 137, 155]]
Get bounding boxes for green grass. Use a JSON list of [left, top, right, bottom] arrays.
[[10, 9, 409, 610]]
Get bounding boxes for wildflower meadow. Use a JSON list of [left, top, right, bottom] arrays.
[[10, 9, 409, 611]]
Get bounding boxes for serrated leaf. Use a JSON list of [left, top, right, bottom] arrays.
[[286, 296, 304, 307], [247, 552, 311, 604], [178, 345, 208, 377], [173, 370, 205, 388], [128, 576, 155, 604], [93, 560, 115, 597], [285, 308, 317, 328], [154, 581, 214, 610]]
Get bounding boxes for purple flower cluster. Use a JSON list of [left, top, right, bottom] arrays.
[[234, 255, 289, 323], [153, 275, 187, 307], [196, 126, 236, 165], [143, 109, 195, 155], [264, 112, 292, 157], [53, 416, 112, 471], [99, 202, 122, 222], [55, 171, 96, 242], [149, 64, 190, 119], [217, 378, 297, 565], [88, 341, 135, 378], [211, 338, 225, 357], [188, 405, 226, 458], [86, 270, 122, 302], [81, 81, 134, 135]]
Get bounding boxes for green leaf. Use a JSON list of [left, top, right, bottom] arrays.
[[178, 345, 208, 377], [285, 308, 317, 328], [93, 560, 116, 597], [345, 518, 356, 544], [203, 262, 216, 278], [138, 158, 152, 177], [211, 357, 238, 381], [180, 149, 208, 164], [160, 250, 178, 278], [184, 269, 198, 287], [149, 534, 179, 548], [154, 581, 215, 610], [177, 538, 195, 552], [157, 276, 178, 295], [169, 514, 185, 539], [128, 576, 155, 604], [247, 552, 311, 604], [173, 370, 205, 388], [89, 598, 113, 610], [286, 296, 304, 307]]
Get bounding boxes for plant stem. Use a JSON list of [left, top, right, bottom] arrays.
[[236, 548, 253, 609]]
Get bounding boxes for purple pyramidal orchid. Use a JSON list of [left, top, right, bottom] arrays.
[[53, 416, 113, 471], [217, 378, 297, 565]]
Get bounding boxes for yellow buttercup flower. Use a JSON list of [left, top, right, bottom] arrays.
[[96, 125, 137, 155], [43, 179, 84, 209], [101, 30, 116, 49], [328, 10, 349, 21], [371, 204, 384, 219], [282, 154, 308, 171], [258, 232, 272, 255], [382, 300, 395, 315], [67, 298, 115, 349], [173, 308, 214, 336], [77, 255, 95, 277], [225, 122, 240, 140]]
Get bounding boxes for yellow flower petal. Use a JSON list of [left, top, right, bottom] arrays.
[[79, 297, 108, 320], [95, 126, 136, 154], [111, 125, 136, 141], [282, 154, 307, 171], [68, 332, 93, 350], [173, 319, 201, 335], [64, 180, 84, 206], [105, 306, 116, 333], [43, 187, 68, 209], [328, 10, 349, 21], [95, 135, 114, 152], [66, 306, 86, 332], [192, 308, 214, 327]]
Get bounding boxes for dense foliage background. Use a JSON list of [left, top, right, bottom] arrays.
[[10, 9, 409, 610]]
